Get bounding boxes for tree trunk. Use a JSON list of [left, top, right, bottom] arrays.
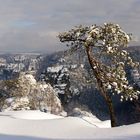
[[105, 94, 116, 127], [85, 46, 117, 127]]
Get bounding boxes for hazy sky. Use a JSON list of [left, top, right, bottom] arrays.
[[0, 0, 140, 53]]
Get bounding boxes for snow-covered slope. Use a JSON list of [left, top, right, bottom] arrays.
[[0, 110, 140, 140], [3, 110, 63, 120]]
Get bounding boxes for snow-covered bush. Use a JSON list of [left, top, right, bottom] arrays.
[[2, 97, 30, 111], [0, 73, 63, 114], [29, 82, 63, 114]]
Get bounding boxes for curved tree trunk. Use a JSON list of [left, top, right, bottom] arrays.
[[85, 46, 117, 127]]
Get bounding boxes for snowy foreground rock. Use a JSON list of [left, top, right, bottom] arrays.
[[0, 110, 140, 140]]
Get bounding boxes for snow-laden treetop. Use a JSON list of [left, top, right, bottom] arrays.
[[59, 23, 140, 101]]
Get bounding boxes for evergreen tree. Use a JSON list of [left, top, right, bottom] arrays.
[[58, 23, 140, 127]]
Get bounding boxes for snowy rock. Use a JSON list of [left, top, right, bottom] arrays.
[[70, 108, 94, 117]]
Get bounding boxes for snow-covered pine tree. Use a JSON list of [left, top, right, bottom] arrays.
[[58, 23, 140, 127]]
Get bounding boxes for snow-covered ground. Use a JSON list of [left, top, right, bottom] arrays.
[[0, 110, 140, 140]]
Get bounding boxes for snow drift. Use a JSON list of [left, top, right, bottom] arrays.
[[0, 110, 140, 140]]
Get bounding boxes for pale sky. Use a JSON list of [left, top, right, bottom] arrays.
[[0, 0, 140, 53]]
